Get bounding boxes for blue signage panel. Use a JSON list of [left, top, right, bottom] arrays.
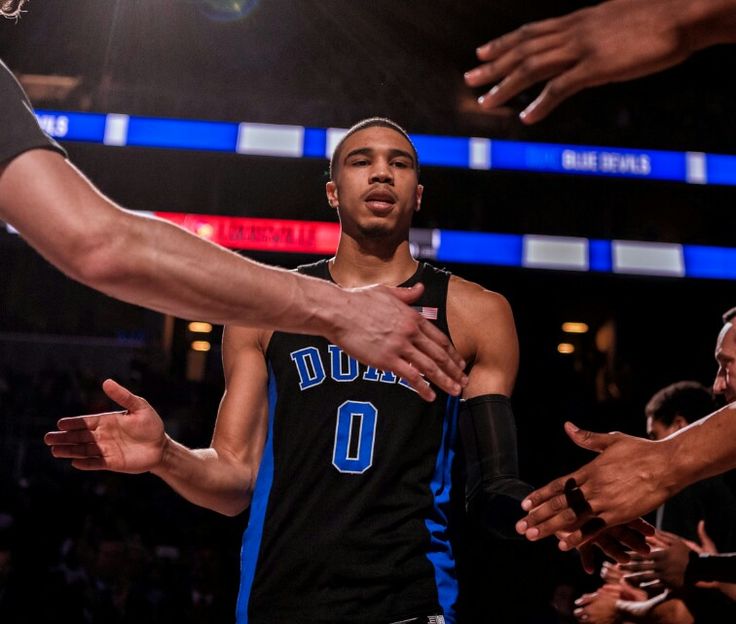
[[126, 116, 239, 151], [35, 110, 107, 143]]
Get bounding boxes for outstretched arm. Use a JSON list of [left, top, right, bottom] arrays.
[[0, 61, 465, 401], [516, 404, 736, 548], [465, 0, 736, 123], [44, 325, 271, 515]]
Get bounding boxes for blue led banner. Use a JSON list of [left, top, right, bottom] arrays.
[[34, 109, 736, 186]]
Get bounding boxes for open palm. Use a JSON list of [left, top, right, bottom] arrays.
[[44, 379, 166, 474]]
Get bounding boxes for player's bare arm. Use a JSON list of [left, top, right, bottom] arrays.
[[516, 405, 736, 549], [44, 325, 270, 517], [0, 148, 465, 399]]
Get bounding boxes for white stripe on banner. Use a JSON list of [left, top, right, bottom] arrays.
[[103, 114, 129, 146], [686, 152, 707, 184], [237, 123, 304, 157], [523, 235, 588, 271], [613, 241, 685, 276], [326, 128, 349, 159], [469, 137, 491, 170]]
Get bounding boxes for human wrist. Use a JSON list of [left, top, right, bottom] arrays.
[[678, 0, 736, 52], [150, 434, 174, 477]]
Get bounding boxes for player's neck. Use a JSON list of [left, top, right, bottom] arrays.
[[329, 237, 417, 288]]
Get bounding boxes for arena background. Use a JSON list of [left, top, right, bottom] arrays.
[[1, 1, 735, 621]]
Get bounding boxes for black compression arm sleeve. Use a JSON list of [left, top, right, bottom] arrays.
[[685, 552, 736, 584], [459, 394, 533, 539]]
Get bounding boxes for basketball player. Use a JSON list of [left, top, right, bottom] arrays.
[[0, 57, 467, 401], [516, 308, 736, 554], [45, 118, 537, 623]]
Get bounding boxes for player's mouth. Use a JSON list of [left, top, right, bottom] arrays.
[[364, 188, 396, 214]]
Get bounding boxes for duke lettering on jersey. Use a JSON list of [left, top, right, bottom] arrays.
[[290, 344, 420, 393]]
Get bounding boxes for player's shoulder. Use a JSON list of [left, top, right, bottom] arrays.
[[447, 274, 512, 317], [223, 324, 270, 354]]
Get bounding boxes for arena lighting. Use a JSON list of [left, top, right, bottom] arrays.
[[188, 322, 213, 333], [191, 340, 211, 352], [557, 343, 575, 355], [33, 109, 736, 186], [562, 322, 589, 334], [6, 214, 736, 280]]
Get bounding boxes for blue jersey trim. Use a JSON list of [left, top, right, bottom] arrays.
[[423, 395, 460, 623], [235, 368, 278, 623]]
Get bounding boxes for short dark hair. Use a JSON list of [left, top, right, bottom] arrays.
[[329, 117, 420, 180], [722, 307, 736, 324], [645, 381, 715, 426]]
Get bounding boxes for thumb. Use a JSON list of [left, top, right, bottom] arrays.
[[564, 421, 613, 453], [697, 520, 717, 553], [102, 378, 146, 412], [388, 282, 425, 305]]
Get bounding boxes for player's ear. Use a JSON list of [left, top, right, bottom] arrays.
[[326, 181, 339, 210], [415, 184, 424, 212]]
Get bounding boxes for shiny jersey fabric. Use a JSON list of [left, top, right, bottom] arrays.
[[237, 260, 461, 624], [0, 59, 66, 165]]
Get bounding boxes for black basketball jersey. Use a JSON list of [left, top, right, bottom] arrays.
[[236, 260, 462, 624]]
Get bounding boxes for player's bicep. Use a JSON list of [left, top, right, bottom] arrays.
[[464, 291, 519, 399], [211, 326, 270, 477]]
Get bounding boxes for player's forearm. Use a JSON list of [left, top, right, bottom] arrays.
[[680, 0, 736, 51], [664, 403, 736, 492], [94, 206, 341, 333], [0, 150, 340, 334], [150, 436, 254, 516]]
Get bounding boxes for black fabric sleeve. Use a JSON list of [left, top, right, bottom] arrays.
[[459, 394, 534, 539], [685, 551, 736, 584], [0, 59, 66, 166]]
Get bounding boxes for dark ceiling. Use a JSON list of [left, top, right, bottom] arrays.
[[2, 0, 736, 151]]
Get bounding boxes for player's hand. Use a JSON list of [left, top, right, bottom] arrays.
[[464, 0, 691, 124], [44, 379, 167, 473], [516, 422, 672, 547], [571, 519, 654, 574], [621, 530, 692, 592], [573, 590, 619, 624], [331, 282, 467, 402]]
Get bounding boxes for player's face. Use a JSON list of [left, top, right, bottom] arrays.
[[326, 126, 423, 240], [714, 323, 736, 403]]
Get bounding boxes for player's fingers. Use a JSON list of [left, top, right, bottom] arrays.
[[56, 410, 126, 431], [102, 378, 147, 412], [71, 458, 108, 471], [521, 474, 574, 512], [622, 571, 657, 587], [612, 526, 651, 555], [477, 48, 574, 110], [558, 515, 609, 551], [389, 358, 436, 402], [619, 560, 654, 573], [594, 533, 630, 564], [519, 64, 588, 124], [578, 543, 597, 574], [628, 518, 656, 537], [465, 32, 564, 87], [416, 314, 467, 374], [388, 282, 424, 305], [574, 592, 596, 607], [44, 429, 96, 446], [523, 504, 586, 541], [475, 17, 564, 61], [50, 443, 101, 459]]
